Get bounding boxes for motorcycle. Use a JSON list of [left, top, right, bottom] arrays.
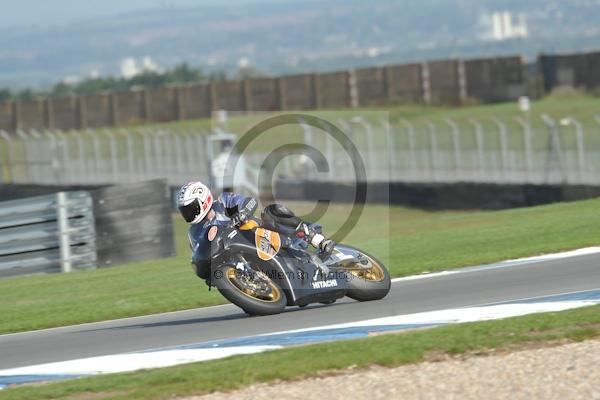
[[208, 219, 391, 315]]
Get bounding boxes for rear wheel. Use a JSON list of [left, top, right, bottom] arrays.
[[342, 247, 391, 301], [213, 264, 287, 316]]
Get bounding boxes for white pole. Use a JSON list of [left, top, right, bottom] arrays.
[[120, 129, 136, 182], [102, 129, 119, 183], [469, 119, 486, 181], [399, 119, 418, 181], [424, 121, 439, 182], [491, 116, 509, 182], [352, 117, 376, 180], [568, 117, 586, 184], [444, 117, 462, 180], [74, 130, 86, 183], [515, 116, 533, 182], [300, 119, 314, 147], [380, 118, 396, 181], [56, 192, 72, 273]]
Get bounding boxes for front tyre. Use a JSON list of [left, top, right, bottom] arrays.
[[212, 264, 287, 316], [343, 247, 391, 302]]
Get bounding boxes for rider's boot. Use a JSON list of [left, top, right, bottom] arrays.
[[295, 223, 336, 259]]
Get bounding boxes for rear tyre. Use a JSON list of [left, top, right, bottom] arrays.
[[343, 247, 391, 302], [212, 264, 287, 316]]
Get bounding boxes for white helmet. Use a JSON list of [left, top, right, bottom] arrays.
[[177, 181, 214, 224]]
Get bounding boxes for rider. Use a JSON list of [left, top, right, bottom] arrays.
[[176, 181, 335, 281]]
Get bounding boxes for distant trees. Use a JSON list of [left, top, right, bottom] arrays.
[[0, 63, 227, 103]]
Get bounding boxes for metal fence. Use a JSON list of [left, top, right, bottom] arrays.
[[0, 192, 96, 278], [2, 113, 600, 189]]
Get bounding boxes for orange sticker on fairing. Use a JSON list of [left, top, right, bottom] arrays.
[[207, 226, 218, 241], [239, 220, 259, 230], [254, 228, 281, 261]]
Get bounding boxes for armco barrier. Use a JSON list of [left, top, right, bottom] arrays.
[[0, 191, 96, 278], [0, 180, 176, 278]]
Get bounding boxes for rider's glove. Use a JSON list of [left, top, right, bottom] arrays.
[[232, 211, 249, 227]]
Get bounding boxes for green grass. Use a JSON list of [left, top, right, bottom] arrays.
[[1, 197, 600, 334], [2, 302, 600, 400]]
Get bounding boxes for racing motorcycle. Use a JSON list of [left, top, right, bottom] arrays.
[[208, 219, 391, 315]]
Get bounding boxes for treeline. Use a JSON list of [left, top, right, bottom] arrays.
[[0, 63, 227, 103]]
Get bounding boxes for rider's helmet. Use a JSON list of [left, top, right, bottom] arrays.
[[177, 181, 214, 224]]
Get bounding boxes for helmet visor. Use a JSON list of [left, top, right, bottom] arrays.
[[179, 199, 201, 223]]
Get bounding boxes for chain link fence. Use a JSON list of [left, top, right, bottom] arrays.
[[2, 113, 600, 188]]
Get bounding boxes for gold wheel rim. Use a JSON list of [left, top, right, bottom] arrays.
[[348, 256, 385, 282], [226, 267, 282, 303]]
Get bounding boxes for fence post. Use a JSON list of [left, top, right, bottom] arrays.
[[56, 192, 72, 273], [515, 116, 534, 182], [56, 130, 71, 184], [336, 118, 355, 181], [118, 129, 136, 182], [567, 117, 586, 184], [425, 121, 439, 182], [540, 114, 565, 184], [103, 129, 119, 183], [86, 129, 102, 183], [16, 129, 33, 183], [380, 119, 397, 181], [444, 118, 462, 179], [352, 117, 375, 179], [399, 119, 418, 180], [491, 116, 510, 181], [300, 118, 314, 147], [469, 119, 486, 181]]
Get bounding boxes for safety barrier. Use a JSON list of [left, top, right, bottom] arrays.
[[0, 192, 96, 278]]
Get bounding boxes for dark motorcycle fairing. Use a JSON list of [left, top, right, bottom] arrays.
[[210, 225, 349, 307]]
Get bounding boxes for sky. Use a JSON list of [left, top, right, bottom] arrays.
[[0, 0, 278, 29]]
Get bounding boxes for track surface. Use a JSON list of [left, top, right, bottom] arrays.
[[1, 253, 600, 370]]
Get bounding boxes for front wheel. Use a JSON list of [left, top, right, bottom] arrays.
[[212, 264, 287, 316], [342, 247, 391, 301]]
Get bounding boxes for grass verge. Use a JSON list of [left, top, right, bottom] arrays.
[[2, 303, 600, 400], [1, 197, 600, 334]]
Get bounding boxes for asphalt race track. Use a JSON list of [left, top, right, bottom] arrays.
[[1, 251, 600, 370]]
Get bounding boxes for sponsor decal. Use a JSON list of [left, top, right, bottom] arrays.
[[202, 193, 213, 212], [239, 220, 259, 231], [207, 226, 218, 241], [311, 279, 338, 289], [245, 198, 257, 212], [228, 230, 238, 239], [254, 228, 281, 261]]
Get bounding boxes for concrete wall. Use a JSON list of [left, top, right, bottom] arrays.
[[280, 73, 315, 110], [85, 94, 112, 128], [428, 59, 463, 105], [465, 56, 525, 102], [540, 50, 600, 93], [0, 101, 13, 131], [386, 63, 424, 103], [0, 52, 554, 133], [213, 81, 245, 111], [185, 84, 212, 120], [318, 71, 351, 108]]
